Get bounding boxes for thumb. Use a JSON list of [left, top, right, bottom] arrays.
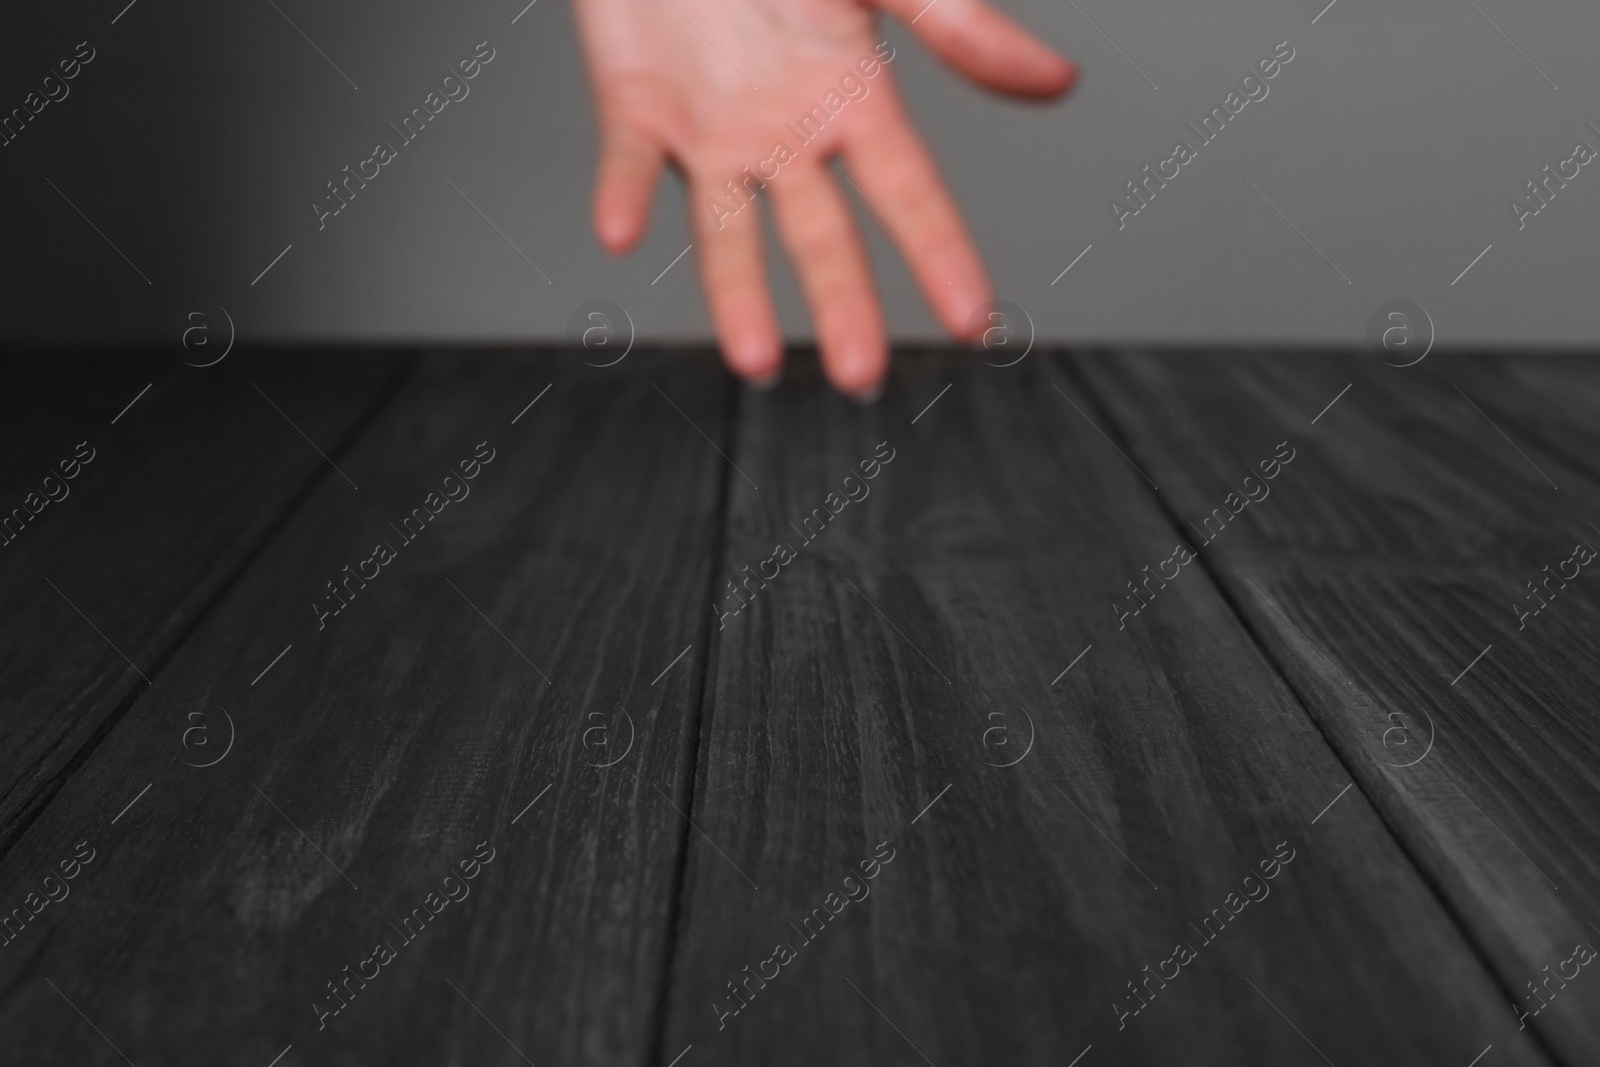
[[876, 0, 1077, 99]]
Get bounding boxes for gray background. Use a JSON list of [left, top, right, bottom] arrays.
[[3, 0, 1597, 346]]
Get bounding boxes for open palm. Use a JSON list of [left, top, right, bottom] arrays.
[[574, 0, 1075, 397]]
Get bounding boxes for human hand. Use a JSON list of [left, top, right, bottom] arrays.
[[573, 0, 1075, 398]]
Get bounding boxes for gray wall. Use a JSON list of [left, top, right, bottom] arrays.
[[4, 0, 1598, 346]]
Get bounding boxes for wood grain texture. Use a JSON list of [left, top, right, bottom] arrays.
[[0, 352, 403, 849], [1076, 349, 1600, 1062], [657, 351, 1555, 1067], [0, 352, 730, 1066], [2, 348, 1592, 1067]]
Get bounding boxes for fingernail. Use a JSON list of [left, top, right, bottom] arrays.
[[749, 370, 782, 392], [848, 381, 885, 406]]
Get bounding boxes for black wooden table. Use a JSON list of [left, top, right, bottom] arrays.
[[1, 349, 1596, 1067]]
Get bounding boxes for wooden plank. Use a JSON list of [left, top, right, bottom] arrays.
[[1076, 349, 1600, 1061], [0, 352, 730, 1065], [658, 351, 1557, 1066], [0, 351, 404, 849]]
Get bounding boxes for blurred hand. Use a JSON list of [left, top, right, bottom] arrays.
[[573, 0, 1075, 398]]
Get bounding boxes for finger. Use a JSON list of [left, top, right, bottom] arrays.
[[875, 0, 1076, 99], [769, 165, 887, 400], [690, 174, 783, 383], [843, 105, 990, 343], [593, 126, 664, 254]]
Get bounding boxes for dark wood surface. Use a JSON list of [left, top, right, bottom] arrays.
[[0, 355, 403, 847], [0, 352, 731, 1065], [1076, 350, 1600, 1062], [0, 348, 1593, 1067]]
